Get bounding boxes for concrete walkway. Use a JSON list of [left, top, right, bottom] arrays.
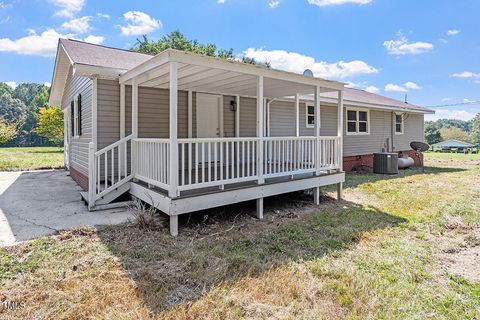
[[0, 170, 131, 246]]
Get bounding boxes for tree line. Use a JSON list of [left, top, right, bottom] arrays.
[[425, 116, 480, 145], [0, 82, 63, 146]]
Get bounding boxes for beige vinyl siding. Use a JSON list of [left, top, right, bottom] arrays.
[[266, 99, 425, 156], [343, 108, 424, 156], [393, 113, 425, 151], [239, 97, 257, 137], [97, 83, 240, 144], [269, 101, 337, 137], [95, 81, 425, 161], [62, 71, 93, 176], [223, 95, 236, 137], [343, 109, 391, 156], [269, 100, 295, 137]]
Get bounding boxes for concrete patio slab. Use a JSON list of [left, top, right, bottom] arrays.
[[0, 170, 131, 246]]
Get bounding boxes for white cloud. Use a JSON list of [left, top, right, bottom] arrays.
[[5, 81, 17, 89], [0, 28, 106, 57], [0, 1, 12, 9], [44, 82, 52, 87], [385, 84, 407, 92], [426, 108, 477, 121], [84, 35, 105, 45], [97, 13, 110, 19], [404, 81, 422, 90], [307, 0, 372, 7], [217, 0, 225, 3], [451, 71, 480, 79], [62, 16, 91, 33], [120, 11, 161, 36], [49, 0, 85, 18], [441, 97, 452, 102], [0, 29, 63, 57], [346, 82, 379, 94], [447, 29, 460, 36], [385, 81, 422, 92], [383, 33, 433, 55], [269, 0, 280, 8], [243, 48, 378, 79], [0, 16, 9, 24], [365, 85, 380, 94]]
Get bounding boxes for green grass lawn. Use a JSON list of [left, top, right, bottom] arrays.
[[425, 151, 480, 160], [0, 147, 64, 171], [0, 154, 479, 319]]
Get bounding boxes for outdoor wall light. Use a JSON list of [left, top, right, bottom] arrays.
[[230, 100, 237, 112]]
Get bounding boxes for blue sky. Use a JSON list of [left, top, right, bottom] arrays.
[[0, 0, 479, 121]]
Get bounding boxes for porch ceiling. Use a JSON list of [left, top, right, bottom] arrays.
[[137, 63, 337, 98], [121, 49, 344, 99]]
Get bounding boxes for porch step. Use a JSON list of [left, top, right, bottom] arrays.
[[80, 181, 132, 211]]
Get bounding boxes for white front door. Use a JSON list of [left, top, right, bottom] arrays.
[[196, 93, 221, 138]]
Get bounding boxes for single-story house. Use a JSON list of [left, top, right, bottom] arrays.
[[49, 39, 434, 235]]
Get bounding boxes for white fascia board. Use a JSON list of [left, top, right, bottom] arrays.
[[49, 43, 70, 106]]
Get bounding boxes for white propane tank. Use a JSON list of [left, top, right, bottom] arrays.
[[398, 156, 414, 169]]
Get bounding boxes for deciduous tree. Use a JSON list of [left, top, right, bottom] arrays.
[[439, 126, 471, 142], [36, 106, 63, 145], [470, 113, 480, 144], [0, 117, 17, 143]]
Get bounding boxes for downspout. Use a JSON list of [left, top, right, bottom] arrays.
[[391, 112, 395, 152], [266, 98, 278, 137]]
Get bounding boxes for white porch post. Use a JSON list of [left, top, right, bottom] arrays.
[[187, 90, 193, 138], [257, 75, 264, 185], [337, 89, 344, 200], [235, 95, 240, 137], [295, 93, 300, 137], [131, 79, 138, 179], [256, 76, 264, 219], [132, 80, 138, 138], [314, 86, 321, 205], [314, 85, 321, 175], [119, 83, 126, 176], [169, 62, 179, 199]]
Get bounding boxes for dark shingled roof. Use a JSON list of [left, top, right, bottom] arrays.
[[321, 88, 432, 113], [60, 39, 433, 114], [60, 38, 152, 70]]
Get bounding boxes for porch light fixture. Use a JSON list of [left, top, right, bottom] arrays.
[[230, 100, 237, 112]]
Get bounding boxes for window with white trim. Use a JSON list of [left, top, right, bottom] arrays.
[[346, 108, 369, 135], [395, 113, 404, 134], [306, 105, 315, 128], [71, 94, 82, 137]]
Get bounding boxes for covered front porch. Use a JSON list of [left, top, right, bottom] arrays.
[[88, 49, 346, 235]]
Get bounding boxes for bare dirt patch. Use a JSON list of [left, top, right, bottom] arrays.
[[432, 217, 480, 282]]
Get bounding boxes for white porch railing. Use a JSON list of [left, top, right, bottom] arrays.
[[178, 137, 260, 191], [132, 138, 170, 190], [87, 135, 341, 207], [88, 134, 133, 208]]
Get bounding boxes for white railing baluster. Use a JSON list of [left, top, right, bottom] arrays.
[[214, 142, 218, 181]]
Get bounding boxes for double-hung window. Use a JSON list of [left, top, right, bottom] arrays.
[[395, 113, 404, 134], [71, 94, 82, 137], [306, 105, 315, 128], [346, 108, 369, 135]]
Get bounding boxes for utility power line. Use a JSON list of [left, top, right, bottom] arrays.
[[427, 100, 480, 108]]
